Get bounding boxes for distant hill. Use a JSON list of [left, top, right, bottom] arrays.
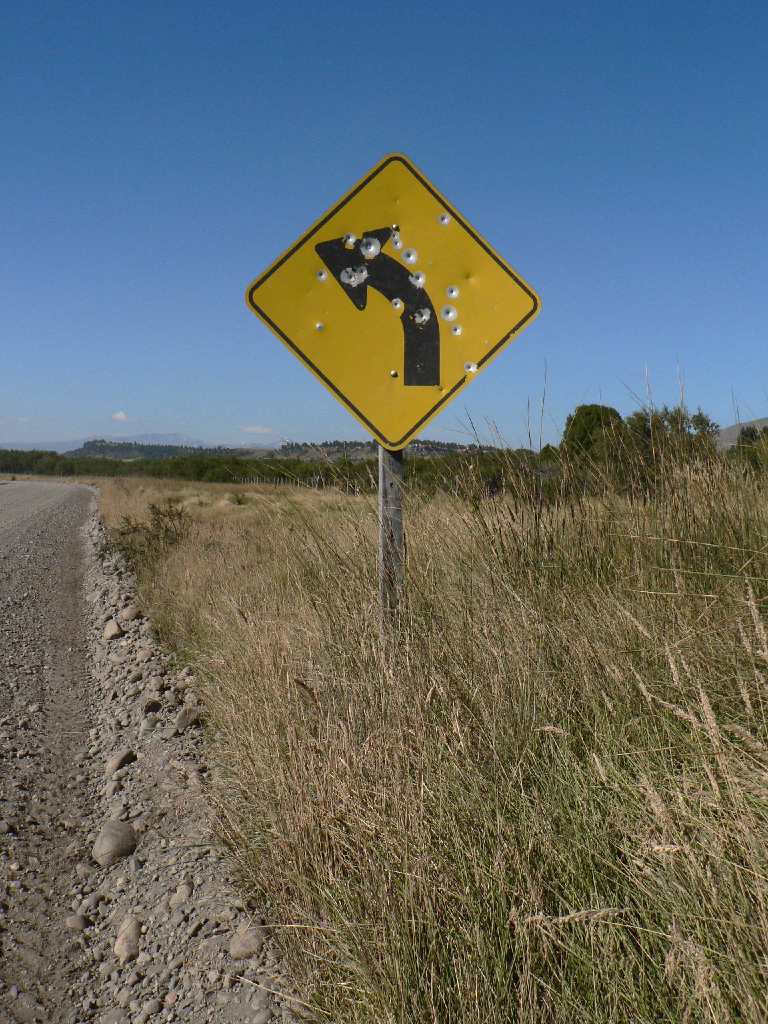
[[59, 438, 492, 462], [0, 435, 500, 462], [718, 418, 768, 449], [0, 439, 86, 454], [109, 432, 210, 448], [63, 439, 270, 461], [0, 433, 209, 454]]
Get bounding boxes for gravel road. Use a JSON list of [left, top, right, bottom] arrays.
[[0, 482, 302, 1024], [0, 481, 95, 1021]]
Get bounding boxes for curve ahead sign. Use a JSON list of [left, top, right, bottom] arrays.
[[245, 154, 540, 450]]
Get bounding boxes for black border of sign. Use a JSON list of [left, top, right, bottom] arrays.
[[246, 154, 540, 449]]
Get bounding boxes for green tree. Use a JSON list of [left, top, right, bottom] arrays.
[[538, 443, 560, 464], [690, 408, 720, 440], [625, 405, 719, 456], [738, 426, 760, 445], [733, 425, 768, 470], [561, 404, 624, 457]]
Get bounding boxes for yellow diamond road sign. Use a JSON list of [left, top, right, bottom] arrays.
[[245, 154, 540, 450]]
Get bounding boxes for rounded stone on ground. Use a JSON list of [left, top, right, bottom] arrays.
[[99, 1010, 129, 1024], [138, 715, 159, 737], [135, 997, 162, 1023], [116, 988, 132, 1008], [92, 820, 138, 867], [65, 913, 90, 931], [174, 706, 201, 735], [104, 748, 136, 776], [119, 605, 142, 623], [114, 914, 142, 965], [169, 880, 193, 909], [102, 620, 125, 641], [228, 925, 265, 960], [79, 892, 106, 913]]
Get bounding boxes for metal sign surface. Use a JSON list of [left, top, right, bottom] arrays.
[[245, 154, 540, 450]]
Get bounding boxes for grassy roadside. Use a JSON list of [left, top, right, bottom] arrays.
[[98, 462, 768, 1023]]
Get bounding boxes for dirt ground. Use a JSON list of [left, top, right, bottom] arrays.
[[0, 481, 95, 1022]]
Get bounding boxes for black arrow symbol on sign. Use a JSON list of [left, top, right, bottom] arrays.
[[315, 227, 440, 386]]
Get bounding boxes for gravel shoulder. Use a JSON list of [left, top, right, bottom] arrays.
[[0, 481, 95, 1021], [0, 482, 303, 1024]]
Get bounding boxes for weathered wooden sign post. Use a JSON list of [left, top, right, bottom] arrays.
[[378, 446, 405, 630], [244, 154, 540, 630]]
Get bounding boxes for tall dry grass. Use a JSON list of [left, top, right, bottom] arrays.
[[100, 456, 768, 1023]]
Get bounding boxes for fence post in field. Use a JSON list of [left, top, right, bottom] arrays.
[[378, 445, 405, 632]]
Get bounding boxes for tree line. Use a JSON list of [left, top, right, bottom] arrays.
[[2, 404, 766, 495]]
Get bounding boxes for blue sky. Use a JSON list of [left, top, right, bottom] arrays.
[[1, 0, 766, 448]]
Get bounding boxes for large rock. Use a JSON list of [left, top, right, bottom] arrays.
[[114, 914, 141, 965], [169, 879, 193, 909], [104, 749, 136, 776], [92, 820, 138, 867], [228, 925, 265, 960], [144, 674, 168, 694], [174, 706, 201, 735], [119, 605, 142, 623], [138, 715, 159, 738], [99, 1011, 129, 1024], [102, 620, 124, 641], [79, 892, 105, 914], [64, 913, 90, 931], [136, 997, 161, 1023]]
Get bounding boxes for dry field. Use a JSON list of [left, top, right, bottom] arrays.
[[97, 461, 768, 1024]]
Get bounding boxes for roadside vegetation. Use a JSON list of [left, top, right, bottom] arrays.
[[5, 401, 768, 496], [94, 410, 768, 1024]]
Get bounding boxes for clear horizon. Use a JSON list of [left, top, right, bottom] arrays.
[[2, 1, 766, 448]]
